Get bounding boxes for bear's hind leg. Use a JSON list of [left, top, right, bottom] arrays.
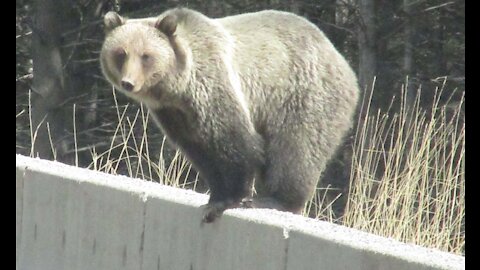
[[248, 167, 319, 215], [246, 126, 332, 215]]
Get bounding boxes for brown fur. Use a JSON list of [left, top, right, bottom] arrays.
[[100, 8, 360, 222]]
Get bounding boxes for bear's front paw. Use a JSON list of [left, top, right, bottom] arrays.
[[202, 199, 242, 223], [202, 206, 220, 223], [202, 202, 227, 223]]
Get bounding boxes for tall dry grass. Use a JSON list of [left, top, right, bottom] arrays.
[[18, 80, 464, 255], [86, 88, 199, 190], [343, 78, 465, 255]]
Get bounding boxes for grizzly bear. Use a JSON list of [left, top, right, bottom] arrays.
[[100, 8, 360, 223]]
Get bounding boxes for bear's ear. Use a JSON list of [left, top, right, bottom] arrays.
[[155, 15, 177, 37], [104, 11, 125, 33]]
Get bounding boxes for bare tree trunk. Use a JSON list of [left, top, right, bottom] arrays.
[[205, 0, 221, 17], [289, 0, 300, 14], [30, 0, 71, 160], [322, 0, 337, 44], [433, 9, 447, 77], [357, 0, 377, 90], [403, 0, 413, 76], [403, 0, 416, 105]]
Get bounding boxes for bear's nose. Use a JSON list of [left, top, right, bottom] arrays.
[[121, 80, 135, 92]]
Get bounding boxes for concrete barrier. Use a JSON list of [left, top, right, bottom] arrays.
[[16, 155, 465, 270]]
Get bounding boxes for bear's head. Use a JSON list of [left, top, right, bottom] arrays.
[[100, 12, 185, 104]]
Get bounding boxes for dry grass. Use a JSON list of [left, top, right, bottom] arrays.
[[303, 185, 343, 222], [343, 78, 465, 255], [18, 80, 464, 255], [86, 87, 199, 190]]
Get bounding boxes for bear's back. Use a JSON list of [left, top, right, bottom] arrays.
[[217, 10, 326, 45], [215, 11, 352, 87], [217, 10, 331, 70], [161, 8, 358, 131]]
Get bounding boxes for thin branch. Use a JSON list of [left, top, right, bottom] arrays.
[[423, 2, 455, 12]]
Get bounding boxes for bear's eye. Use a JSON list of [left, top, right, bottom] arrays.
[[141, 53, 151, 62], [112, 48, 126, 69]]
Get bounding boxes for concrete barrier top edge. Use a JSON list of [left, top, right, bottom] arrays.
[[16, 154, 465, 269], [284, 215, 465, 269], [16, 154, 207, 205]]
